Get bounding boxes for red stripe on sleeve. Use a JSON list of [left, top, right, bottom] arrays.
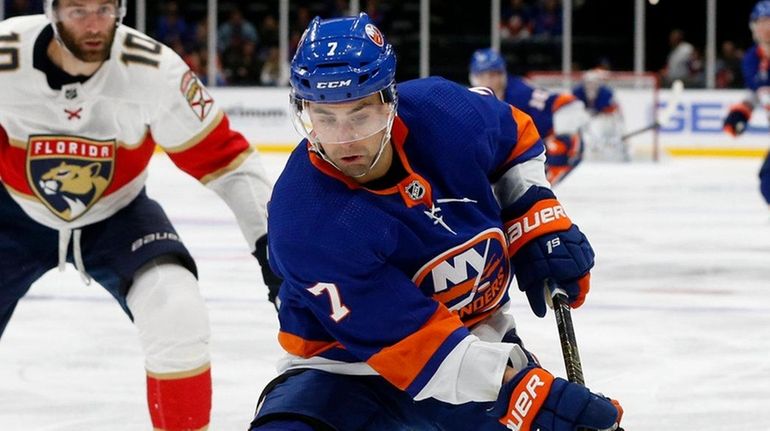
[[0, 126, 32, 194], [165, 114, 251, 182]]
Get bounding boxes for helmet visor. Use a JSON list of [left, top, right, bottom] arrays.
[[292, 93, 395, 145]]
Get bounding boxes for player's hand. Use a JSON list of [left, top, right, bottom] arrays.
[[490, 366, 623, 431], [253, 234, 282, 311], [504, 187, 594, 317], [723, 103, 751, 136]]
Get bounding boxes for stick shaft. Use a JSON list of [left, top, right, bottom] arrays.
[[551, 290, 585, 385]]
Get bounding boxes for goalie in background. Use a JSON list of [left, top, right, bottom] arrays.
[[723, 0, 770, 208], [573, 69, 630, 162], [468, 48, 590, 186]]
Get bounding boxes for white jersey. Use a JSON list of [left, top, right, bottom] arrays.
[[0, 15, 269, 246]]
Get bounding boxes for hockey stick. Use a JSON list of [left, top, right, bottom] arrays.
[[621, 79, 684, 141], [547, 280, 625, 431]]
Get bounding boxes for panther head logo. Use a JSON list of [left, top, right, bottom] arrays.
[[38, 162, 110, 220], [27, 136, 115, 222]]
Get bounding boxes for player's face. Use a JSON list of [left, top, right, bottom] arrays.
[[55, 0, 119, 63], [471, 70, 507, 99], [754, 18, 770, 45], [307, 94, 393, 178]]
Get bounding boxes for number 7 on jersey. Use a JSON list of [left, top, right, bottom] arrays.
[[307, 283, 350, 322]]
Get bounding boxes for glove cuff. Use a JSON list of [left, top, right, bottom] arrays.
[[496, 366, 555, 431], [504, 198, 573, 256]]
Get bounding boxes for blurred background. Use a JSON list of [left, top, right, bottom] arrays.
[[1, 0, 757, 88]]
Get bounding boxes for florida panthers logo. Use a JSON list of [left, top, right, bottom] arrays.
[[412, 228, 511, 323], [27, 136, 115, 221]]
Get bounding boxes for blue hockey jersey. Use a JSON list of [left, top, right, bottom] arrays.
[[573, 84, 617, 115], [267, 77, 547, 401], [742, 45, 770, 92], [502, 76, 577, 138]]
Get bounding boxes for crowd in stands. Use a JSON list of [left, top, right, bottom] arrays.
[[0, 0, 751, 89]]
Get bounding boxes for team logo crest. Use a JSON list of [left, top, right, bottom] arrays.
[[405, 179, 426, 201], [412, 229, 511, 322], [27, 135, 115, 222], [365, 24, 384, 47], [180, 70, 214, 121]]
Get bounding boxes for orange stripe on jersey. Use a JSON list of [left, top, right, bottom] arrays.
[[552, 93, 577, 112], [278, 331, 341, 358], [505, 198, 573, 256], [366, 306, 465, 391], [165, 113, 251, 181], [501, 106, 542, 167]]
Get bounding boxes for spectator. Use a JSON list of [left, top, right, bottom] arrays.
[[4, 0, 42, 17], [501, 0, 533, 40], [533, 0, 562, 37], [260, 46, 284, 86], [662, 29, 695, 85], [716, 40, 745, 89], [154, 1, 194, 52], [223, 40, 263, 86], [217, 8, 259, 53], [259, 14, 279, 51]]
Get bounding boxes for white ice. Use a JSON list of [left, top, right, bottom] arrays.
[[1, 153, 769, 430]]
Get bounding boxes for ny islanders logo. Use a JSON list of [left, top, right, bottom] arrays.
[[27, 136, 115, 221], [412, 228, 511, 322]]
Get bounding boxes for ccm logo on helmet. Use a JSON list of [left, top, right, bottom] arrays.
[[504, 373, 546, 431], [317, 80, 352, 89]]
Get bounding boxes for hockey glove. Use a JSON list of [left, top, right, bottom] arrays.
[[545, 133, 584, 186], [490, 365, 623, 431], [723, 103, 752, 137], [253, 234, 282, 311], [504, 187, 594, 317]]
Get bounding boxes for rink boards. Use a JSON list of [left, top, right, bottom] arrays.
[[207, 87, 769, 157]]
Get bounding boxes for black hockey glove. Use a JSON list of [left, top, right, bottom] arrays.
[[253, 234, 282, 311]]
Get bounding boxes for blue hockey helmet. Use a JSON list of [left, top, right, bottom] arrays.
[[751, 1, 770, 22], [469, 48, 507, 75], [290, 13, 396, 103]]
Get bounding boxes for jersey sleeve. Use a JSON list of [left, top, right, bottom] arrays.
[[465, 86, 546, 182], [270, 215, 470, 397], [149, 48, 253, 184]]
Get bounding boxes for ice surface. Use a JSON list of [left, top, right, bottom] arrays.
[[1, 153, 769, 430]]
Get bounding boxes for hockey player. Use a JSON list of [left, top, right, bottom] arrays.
[[0, 0, 279, 429], [723, 0, 770, 207], [468, 48, 590, 185], [250, 13, 623, 431], [573, 69, 629, 162]]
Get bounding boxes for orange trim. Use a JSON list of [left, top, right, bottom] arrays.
[[728, 102, 753, 120], [552, 93, 577, 112], [499, 368, 554, 431], [366, 306, 465, 390], [278, 331, 341, 358], [505, 199, 572, 256], [307, 117, 435, 208], [571, 273, 591, 309], [503, 106, 542, 166]]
